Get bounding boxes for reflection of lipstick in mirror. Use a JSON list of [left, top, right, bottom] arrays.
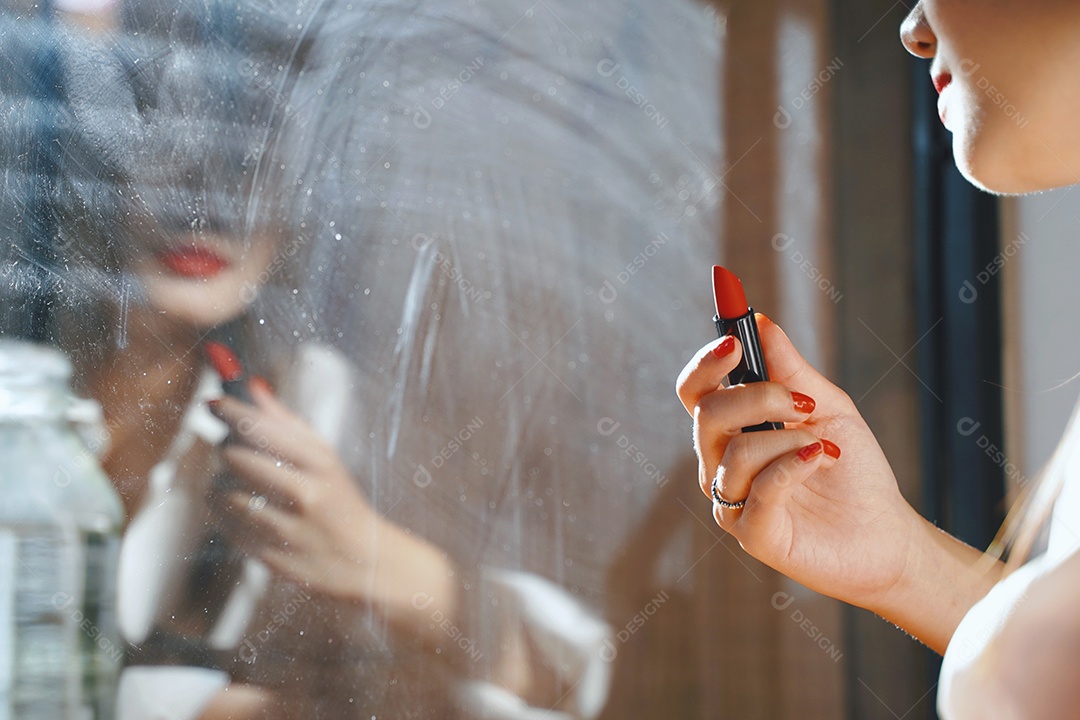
[[204, 340, 243, 382], [157, 247, 229, 278], [712, 265, 783, 433], [200, 335, 249, 622], [203, 339, 251, 404]]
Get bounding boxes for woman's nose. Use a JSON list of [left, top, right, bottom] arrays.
[[900, 3, 936, 59]]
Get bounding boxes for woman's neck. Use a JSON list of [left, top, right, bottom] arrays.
[[91, 306, 207, 518]]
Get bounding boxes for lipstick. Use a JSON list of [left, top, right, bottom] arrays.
[[203, 338, 251, 403], [203, 329, 254, 508], [200, 332, 250, 621], [712, 265, 783, 433]]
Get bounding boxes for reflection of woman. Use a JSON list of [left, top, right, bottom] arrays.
[[678, 3, 1080, 717], [58, 5, 402, 717], [59, 1, 623, 718]]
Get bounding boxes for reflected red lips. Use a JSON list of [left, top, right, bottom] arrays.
[[157, 247, 229, 278]]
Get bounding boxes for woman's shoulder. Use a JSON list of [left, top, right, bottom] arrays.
[[941, 547, 1080, 719], [939, 448, 1080, 718]]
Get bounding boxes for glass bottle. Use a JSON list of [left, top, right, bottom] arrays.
[[0, 340, 124, 719]]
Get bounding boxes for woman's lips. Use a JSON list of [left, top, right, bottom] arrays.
[[934, 74, 953, 129], [156, 247, 230, 278], [933, 72, 952, 95]]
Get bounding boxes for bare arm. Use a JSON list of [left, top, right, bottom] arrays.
[[869, 516, 1004, 655]]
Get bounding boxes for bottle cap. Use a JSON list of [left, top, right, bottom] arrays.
[[0, 339, 72, 383]]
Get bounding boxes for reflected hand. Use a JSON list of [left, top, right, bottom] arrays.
[[675, 316, 924, 610], [208, 382, 452, 626], [199, 683, 285, 720]]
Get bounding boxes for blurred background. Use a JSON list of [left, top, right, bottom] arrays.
[[0, 0, 1072, 718]]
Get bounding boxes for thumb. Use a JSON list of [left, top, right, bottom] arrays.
[[758, 315, 849, 407]]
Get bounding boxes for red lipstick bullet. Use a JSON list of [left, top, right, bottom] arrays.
[[203, 339, 252, 404], [204, 340, 244, 382]]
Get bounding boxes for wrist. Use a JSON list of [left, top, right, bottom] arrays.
[[372, 534, 459, 643], [868, 512, 1004, 654], [859, 503, 930, 616]]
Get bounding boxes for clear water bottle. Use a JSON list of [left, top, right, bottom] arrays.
[[0, 340, 124, 719]]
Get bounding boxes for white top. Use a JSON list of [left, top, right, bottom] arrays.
[[938, 403, 1080, 717], [113, 343, 611, 720]]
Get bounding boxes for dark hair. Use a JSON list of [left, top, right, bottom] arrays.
[[41, 0, 325, 376]]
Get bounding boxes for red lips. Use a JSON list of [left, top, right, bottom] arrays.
[[157, 247, 229, 278], [933, 72, 952, 95], [933, 73, 953, 128]]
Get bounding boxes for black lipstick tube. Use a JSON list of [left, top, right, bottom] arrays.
[[205, 322, 252, 404], [715, 310, 784, 433]]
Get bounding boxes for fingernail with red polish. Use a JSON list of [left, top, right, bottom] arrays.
[[792, 392, 816, 414], [250, 376, 274, 396], [822, 439, 841, 459], [712, 335, 736, 359], [207, 398, 222, 413], [796, 442, 823, 463]]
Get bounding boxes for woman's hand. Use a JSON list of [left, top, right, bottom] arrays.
[[207, 381, 455, 631], [198, 683, 284, 720], [677, 316, 1004, 652]]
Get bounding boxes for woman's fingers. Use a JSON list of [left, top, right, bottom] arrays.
[[693, 382, 818, 496], [214, 490, 299, 554], [676, 335, 742, 415], [219, 444, 308, 509], [757, 315, 852, 411], [711, 435, 841, 530], [209, 395, 330, 471], [708, 428, 820, 506], [678, 316, 853, 422], [247, 376, 295, 421], [697, 380, 816, 435]]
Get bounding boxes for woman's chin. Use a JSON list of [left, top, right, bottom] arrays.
[[952, 130, 1079, 196], [959, 163, 1077, 197], [953, 160, 1023, 196], [142, 283, 252, 331]]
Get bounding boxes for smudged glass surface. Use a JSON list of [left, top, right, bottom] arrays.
[[0, 0, 724, 717]]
